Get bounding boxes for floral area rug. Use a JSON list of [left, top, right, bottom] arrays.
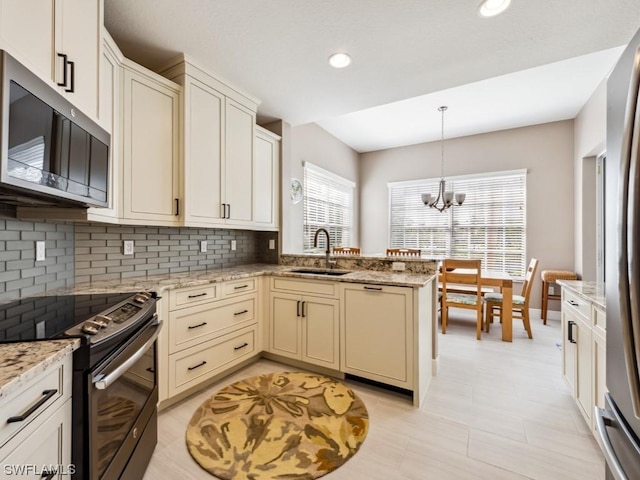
[[185, 371, 369, 479]]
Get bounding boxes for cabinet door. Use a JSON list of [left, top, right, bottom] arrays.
[[183, 77, 224, 226], [0, 0, 54, 81], [253, 129, 279, 230], [269, 293, 301, 360], [302, 296, 339, 369], [122, 67, 180, 224], [224, 98, 255, 226], [341, 284, 413, 389], [576, 316, 592, 423], [562, 308, 578, 395], [56, 0, 100, 119], [0, 400, 72, 478]]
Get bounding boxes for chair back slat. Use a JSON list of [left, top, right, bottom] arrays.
[[386, 248, 421, 257], [520, 258, 539, 303], [333, 246, 360, 256], [441, 259, 482, 298]]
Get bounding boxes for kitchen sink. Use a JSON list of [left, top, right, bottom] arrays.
[[288, 268, 351, 276]]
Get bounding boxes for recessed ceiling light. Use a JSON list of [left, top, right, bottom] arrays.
[[478, 0, 511, 18], [328, 52, 352, 68]]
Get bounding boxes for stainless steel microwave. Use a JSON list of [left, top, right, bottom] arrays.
[[0, 50, 110, 208]]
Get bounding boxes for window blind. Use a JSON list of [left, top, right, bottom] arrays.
[[303, 163, 355, 252], [389, 170, 527, 276]]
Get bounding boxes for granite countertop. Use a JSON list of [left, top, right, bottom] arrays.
[[0, 260, 437, 397], [0, 339, 79, 400], [52, 262, 437, 296], [557, 280, 606, 311]]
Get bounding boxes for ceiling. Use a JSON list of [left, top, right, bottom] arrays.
[[104, 0, 640, 153]]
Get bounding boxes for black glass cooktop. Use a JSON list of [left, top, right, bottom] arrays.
[[0, 293, 139, 342]]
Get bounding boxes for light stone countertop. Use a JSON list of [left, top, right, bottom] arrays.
[[0, 339, 79, 400], [557, 280, 606, 311], [0, 260, 437, 400]]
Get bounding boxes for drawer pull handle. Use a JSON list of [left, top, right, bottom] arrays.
[[364, 286, 383, 291], [234, 309, 249, 316], [234, 285, 249, 290], [7, 389, 58, 423], [188, 322, 208, 329], [188, 361, 207, 371], [568, 320, 577, 344], [234, 342, 249, 351], [568, 300, 579, 307], [188, 292, 208, 299]]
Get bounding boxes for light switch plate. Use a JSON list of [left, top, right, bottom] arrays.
[[123, 240, 134, 255], [269, 239, 276, 250], [36, 241, 46, 261], [200, 240, 207, 253], [231, 240, 237, 251]]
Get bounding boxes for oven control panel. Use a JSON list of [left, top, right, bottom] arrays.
[[66, 291, 156, 342]]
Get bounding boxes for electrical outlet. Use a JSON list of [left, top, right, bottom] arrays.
[[35, 241, 46, 261], [200, 240, 207, 253], [269, 239, 275, 250], [392, 261, 406, 271], [123, 240, 134, 255], [231, 240, 237, 251]]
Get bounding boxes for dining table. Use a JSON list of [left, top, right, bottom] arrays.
[[438, 269, 514, 342]]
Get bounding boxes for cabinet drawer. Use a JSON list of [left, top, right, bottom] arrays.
[[223, 278, 257, 297], [562, 289, 591, 321], [271, 277, 337, 297], [0, 355, 71, 449], [169, 295, 257, 353], [169, 284, 219, 310], [169, 327, 256, 395]]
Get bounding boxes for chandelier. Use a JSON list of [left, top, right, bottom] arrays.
[[421, 106, 465, 212]]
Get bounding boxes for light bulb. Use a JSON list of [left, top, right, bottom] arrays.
[[478, 0, 511, 18], [328, 52, 352, 68]]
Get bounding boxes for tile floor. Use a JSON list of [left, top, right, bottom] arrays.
[[143, 311, 605, 480]]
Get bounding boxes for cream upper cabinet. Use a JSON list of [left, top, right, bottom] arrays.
[[0, 0, 101, 119], [120, 60, 181, 225], [253, 126, 280, 230], [340, 283, 414, 390], [159, 56, 267, 230]]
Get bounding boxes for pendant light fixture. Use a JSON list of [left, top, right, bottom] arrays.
[[421, 106, 465, 212]]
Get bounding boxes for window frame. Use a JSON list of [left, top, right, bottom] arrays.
[[388, 169, 527, 277]]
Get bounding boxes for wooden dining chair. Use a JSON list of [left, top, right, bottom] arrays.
[[332, 246, 360, 255], [386, 248, 421, 257], [440, 259, 484, 340], [483, 258, 539, 339]]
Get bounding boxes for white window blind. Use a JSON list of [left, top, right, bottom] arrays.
[[389, 170, 527, 276], [303, 163, 355, 252]]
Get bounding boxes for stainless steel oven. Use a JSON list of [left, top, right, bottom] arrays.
[[0, 291, 162, 480]]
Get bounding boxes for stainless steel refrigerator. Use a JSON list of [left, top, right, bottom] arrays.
[[597, 24, 640, 480]]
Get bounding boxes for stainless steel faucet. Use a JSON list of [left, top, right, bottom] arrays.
[[313, 228, 336, 268]]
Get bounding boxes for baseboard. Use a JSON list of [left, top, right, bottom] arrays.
[[530, 308, 561, 322]]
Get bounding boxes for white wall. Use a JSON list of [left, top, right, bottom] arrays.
[[359, 120, 575, 308], [573, 80, 606, 280], [281, 123, 360, 253]]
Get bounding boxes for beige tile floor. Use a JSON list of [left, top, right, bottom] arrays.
[[143, 311, 605, 480]]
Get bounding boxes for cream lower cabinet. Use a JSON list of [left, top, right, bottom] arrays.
[[268, 277, 340, 370], [162, 280, 260, 402], [340, 283, 414, 390], [561, 286, 607, 436], [0, 354, 72, 478]]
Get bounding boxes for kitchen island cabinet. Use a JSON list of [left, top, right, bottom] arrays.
[[559, 280, 606, 437]]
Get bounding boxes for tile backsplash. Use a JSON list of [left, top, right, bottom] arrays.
[[74, 223, 278, 284], [0, 213, 278, 300]]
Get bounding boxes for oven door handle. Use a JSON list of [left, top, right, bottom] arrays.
[[93, 318, 163, 390]]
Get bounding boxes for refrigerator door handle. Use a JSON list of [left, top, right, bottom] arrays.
[[595, 406, 629, 480], [619, 45, 640, 417]]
